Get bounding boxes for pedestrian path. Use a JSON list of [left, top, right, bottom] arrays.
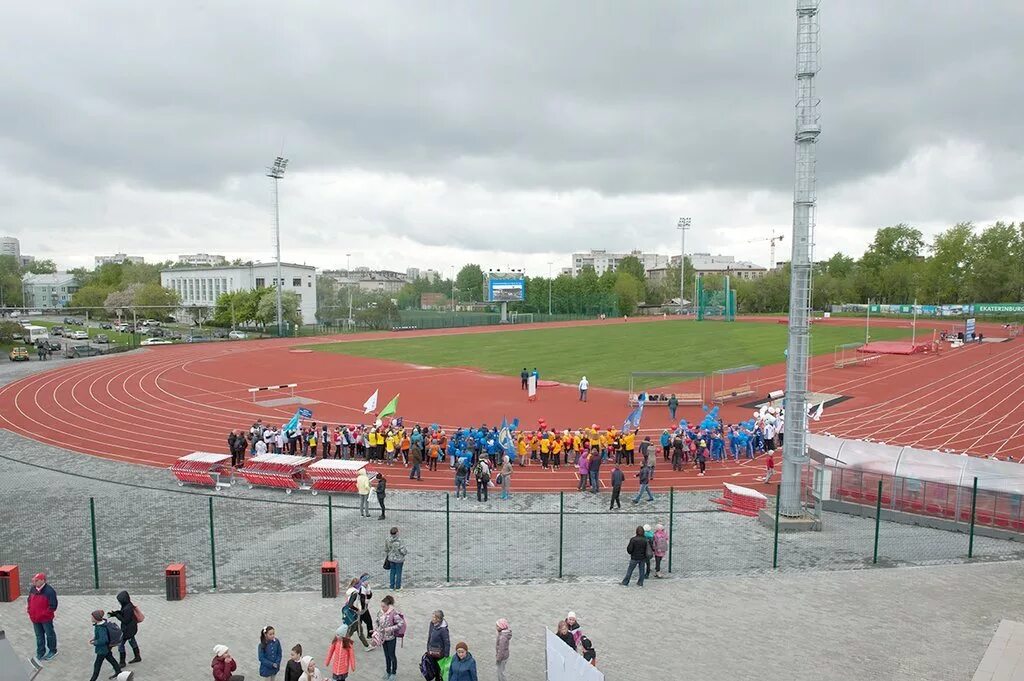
[[973, 620, 1024, 681]]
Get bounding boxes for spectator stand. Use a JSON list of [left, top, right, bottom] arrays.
[[628, 371, 705, 406], [833, 342, 880, 368], [238, 454, 316, 494], [170, 452, 234, 491], [711, 365, 758, 403], [307, 459, 376, 495]]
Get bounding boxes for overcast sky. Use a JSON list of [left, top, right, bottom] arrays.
[[3, 1, 1022, 275]]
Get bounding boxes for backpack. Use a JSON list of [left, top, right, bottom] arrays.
[[393, 610, 408, 642], [420, 652, 439, 680], [645, 538, 654, 559], [133, 605, 145, 623], [105, 621, 123, 645]]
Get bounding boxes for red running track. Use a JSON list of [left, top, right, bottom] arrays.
[[0, 318, 1020, 492]]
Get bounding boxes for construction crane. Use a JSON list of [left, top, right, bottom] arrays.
[[748, 230, 785, 269]]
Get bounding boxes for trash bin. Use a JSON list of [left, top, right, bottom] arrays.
[[321, 561, 338, 598], [165, 563, 186, 601], [0, 566, 19, 602]]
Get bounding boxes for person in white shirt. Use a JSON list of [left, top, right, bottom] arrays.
[[255, 438, 268, 456], [578, 376, 589, 402]]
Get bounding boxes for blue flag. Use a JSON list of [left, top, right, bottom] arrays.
[[498, 417, 516, 461], [623, 393, 647, 432], [283, 409, 301, 434], [298, 407, 313, 419]]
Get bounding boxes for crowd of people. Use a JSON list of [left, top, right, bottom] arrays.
[[227, 405, 785, 498]]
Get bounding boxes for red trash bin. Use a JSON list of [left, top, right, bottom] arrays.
[[321, 561, 338, 598], [165, 564, 186, 601], [0, 565, 19, 602]]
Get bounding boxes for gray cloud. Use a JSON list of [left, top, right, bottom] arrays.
[[1, 1, 1022, 267]]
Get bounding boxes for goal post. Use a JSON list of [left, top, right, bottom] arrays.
[[711, 365, 758, 403], [833, 342, 864, 368], [510, 312, 534, 324], [628, 371, 706, 406]]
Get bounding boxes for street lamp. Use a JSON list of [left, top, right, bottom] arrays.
[[450, 266, 456, 313], [677, 217, 691, 315], [266, 156, 289, 337]]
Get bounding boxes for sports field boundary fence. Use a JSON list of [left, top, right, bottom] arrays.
[[2, 474, 1022, 597]]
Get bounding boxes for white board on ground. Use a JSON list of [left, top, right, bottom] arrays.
[[545, 628, 604, 681]]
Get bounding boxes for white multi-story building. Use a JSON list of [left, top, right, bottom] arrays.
[[324, 269, 408, 294], [570, 249, 670, 277], [22, 272, 80, 308], [95, 253, 145, 267], [670, 253, 767, 280], [160, 262, 317, 324], [177, 253, 227, 267], [1, 236, 20, 260]]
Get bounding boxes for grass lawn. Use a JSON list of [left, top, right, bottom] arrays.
[[308, 320, 913, 389]]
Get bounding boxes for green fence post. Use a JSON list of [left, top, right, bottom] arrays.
[[328, 496, 334, 562], [89, 497, 99, 589], [668, 487, 675, 574], [772, 485, 781, 569], [558, 492, 564, 578], [872, 479, 883, 565], [445, 493, 451, 583], [209, 496, 218, 590], [968, 476, 978, 558]]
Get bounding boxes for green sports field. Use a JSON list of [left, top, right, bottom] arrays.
[[309, 320, 912, 390]]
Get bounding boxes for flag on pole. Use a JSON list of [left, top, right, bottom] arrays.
[[283, 408, 301, 434], [378, 394, 400, 419], [812, 402, 824, 421], [623, 393, 647, 432], [498, 417, 516, 460], [363, 389, 379, 414]]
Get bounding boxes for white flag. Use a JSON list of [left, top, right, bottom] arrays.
[[363, 389, 379, 414], [812, 402, 824, 421]]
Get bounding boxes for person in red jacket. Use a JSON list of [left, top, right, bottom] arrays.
[[27, 572, 58, 661], [763, 452, 776, 484], [212, 644, 243, 681]]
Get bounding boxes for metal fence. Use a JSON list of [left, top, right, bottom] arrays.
[[3, 480, 1023, 596]]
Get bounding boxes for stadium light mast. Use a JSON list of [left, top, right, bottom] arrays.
[[266, 156, 289, 337], [677, 217, 690, 314], [780, 0, 821, 518]]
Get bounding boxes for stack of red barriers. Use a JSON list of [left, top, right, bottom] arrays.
[[710, 483, 768, 517]]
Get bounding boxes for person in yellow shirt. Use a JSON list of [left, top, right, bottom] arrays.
[[622, 430, 636, 466], [539, 434, 551, 468], [551, 437, 563, 470], [385, 432, 396, 465], [572, 432, 583, 463], [516, 435, 528, 467]]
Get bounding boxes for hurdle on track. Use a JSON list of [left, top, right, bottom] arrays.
[[248, 383, 298, 401], [711, 365, 758, 403], [628, 371, 705, 406], [833, 342, 880, 368]]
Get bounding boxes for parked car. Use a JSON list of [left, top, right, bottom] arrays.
[[95, 334, 110, 344], [228, 330, 248, 340], [63, 317, 84, 326], [99, 322, 113, 329], [66, 344, 102, 358], [185, 335, 208, 343], [140, 338, 173, 346], [69, 330, 89, 340], [41, 339, 62, 352], [212, 329, 228, 339], [50, 326, 64, 337], [143, 319, 160, 327], [9, 346, 30, 362], [114, 323, 130, 332]]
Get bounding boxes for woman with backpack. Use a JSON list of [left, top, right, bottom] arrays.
[[375, 595, 404, 681], [106, 589, 141, 666], [342, 579, 370, 650], [258, 625, 283, 679], [88, 609, 122, 681], [653, 524, 669, 578]]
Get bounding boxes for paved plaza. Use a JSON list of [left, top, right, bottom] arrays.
[[2, 561, 1023, 680]]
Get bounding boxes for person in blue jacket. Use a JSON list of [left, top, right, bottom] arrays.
[[449, 641, 478, 681], [258, 625, 282, 679]]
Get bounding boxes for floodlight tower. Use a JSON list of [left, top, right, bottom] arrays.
[[780, 0, 821, 517], [266, 156, 289, 337], [677, 217, 690, 314]]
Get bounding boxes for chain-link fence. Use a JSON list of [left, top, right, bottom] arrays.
[[3, 477, 1022, 596]]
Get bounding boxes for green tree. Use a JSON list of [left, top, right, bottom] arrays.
[[213, 290, 260, 328], [817, 252, 855, 278], [22, 259, 57, 275], [921, 223, 974, 303], [0, 320, 24, 342], [967, 221, 1024, 302], [0, 255, 24, 308], [134, 282, 181, 320], [455, 264, 484, 302], [354, 298, 399, 330], [613, 272, 643, 316], [615, 255, 646, 282], [255, 289, 302, 329]]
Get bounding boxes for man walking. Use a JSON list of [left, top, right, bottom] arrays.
[[668, 394, 679, 422], [609, 465, 624, 510], [621, 526, 649, 587], [520, 368, 529, 390], [27, 572, 58, 661], [587, 449, 601, 493], [578, 376, 589, 402], [632, 465, 654, 504], [475, 458, 491, 502], [409, 443, 423, 480], [88, 610, 122, 681]]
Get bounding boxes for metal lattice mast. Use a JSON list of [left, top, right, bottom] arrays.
[[780, 0, 820, 517]]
